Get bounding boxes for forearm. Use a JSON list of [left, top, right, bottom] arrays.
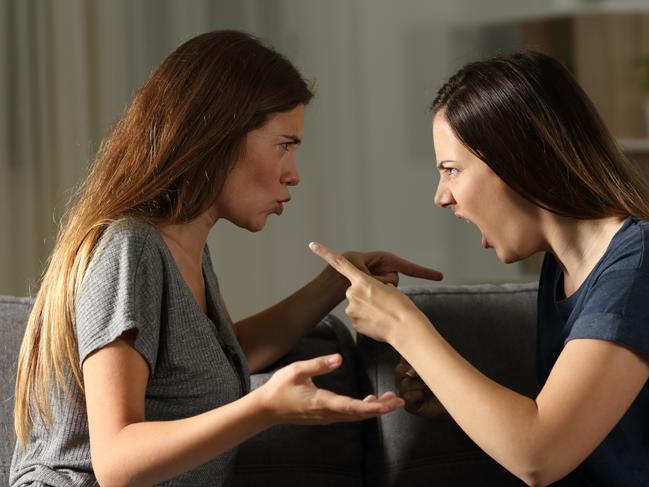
[[93, 389, 271, 487], [235, 267, 346, 373], [392, 315, 556, 484]]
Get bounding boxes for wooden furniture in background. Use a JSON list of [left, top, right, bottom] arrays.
[[515, 10, 649, 277]]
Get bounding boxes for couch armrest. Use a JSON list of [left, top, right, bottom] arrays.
[[358, 283, 538, 486]]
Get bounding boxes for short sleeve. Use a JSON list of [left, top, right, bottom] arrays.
[[567, 269, 649, 358], [75, 222, 164, 373]]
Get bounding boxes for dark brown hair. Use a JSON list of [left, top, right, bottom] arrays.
[[431, 50, 649, 220], [15, 29, 313, 446]]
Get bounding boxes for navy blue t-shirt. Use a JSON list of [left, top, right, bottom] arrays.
[[537, 217, 649, 486]]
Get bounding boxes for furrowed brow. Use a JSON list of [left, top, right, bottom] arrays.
[[280, 135, 302, 145]]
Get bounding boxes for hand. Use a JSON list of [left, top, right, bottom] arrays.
[[395, 356, 447, 417], [257, 353, 404, 425], [310, 241, 433, 343], [335, 250, 444, 288]]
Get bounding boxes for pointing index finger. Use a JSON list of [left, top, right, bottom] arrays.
[[309, 241, 365, 283], [389, 255, 444, 281]]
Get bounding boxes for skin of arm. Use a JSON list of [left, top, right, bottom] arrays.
[[83, 330, 403, 487], [394, 315, 649, 485], [233, 265, 347, 373], [310, 242, 649, 486], [234, 251, 443, 373]]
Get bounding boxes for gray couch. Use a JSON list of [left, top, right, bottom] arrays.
[[1, 283, 538, 486]]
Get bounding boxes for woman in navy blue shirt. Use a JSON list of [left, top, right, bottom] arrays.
[[310, 51, 649, 485]]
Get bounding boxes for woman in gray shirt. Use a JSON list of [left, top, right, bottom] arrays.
[[11, 30, 442, 487]]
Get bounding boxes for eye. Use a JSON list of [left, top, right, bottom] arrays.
[[279, 142, 291, 152], [441, 167, 459, 177]]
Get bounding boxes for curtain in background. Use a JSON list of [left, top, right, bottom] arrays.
[[1, 0, 98, 296], [0, 0, 253, 298], [0, 0, 379, 321], [1, 0, 534, 320]]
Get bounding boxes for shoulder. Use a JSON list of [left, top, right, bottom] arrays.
[[76, 219, 168, 368], [80, 218, 166, 302], [91, 218, 163, 270], [566, 220, 649, 357], [585, 218, 649, 302], [95, 218, 158, 257], [599, 218, 649, 274]]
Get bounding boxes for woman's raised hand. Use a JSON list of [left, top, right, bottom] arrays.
[[335, 249, 443, 287], [309, 242, 436, 343], [255, 353, 404, 424]]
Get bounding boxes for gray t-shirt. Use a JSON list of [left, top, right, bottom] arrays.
[[11, 218, 250, 486]]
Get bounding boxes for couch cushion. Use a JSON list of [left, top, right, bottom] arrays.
[[233, 314, 363, 487], [358, 283, 538, 486], [0, 296, 32, 485]]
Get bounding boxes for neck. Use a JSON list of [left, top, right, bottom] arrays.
[[157, 210, 216, 265], [548, 215, 626, 295]]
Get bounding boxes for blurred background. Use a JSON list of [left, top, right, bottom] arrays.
[[2, 0, 649, 323]]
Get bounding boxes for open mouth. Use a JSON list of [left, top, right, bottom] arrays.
[[456, 213, 492, 249]]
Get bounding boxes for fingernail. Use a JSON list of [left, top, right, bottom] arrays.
[[327, 354, 340, 365], [309, 242, 320, 252]]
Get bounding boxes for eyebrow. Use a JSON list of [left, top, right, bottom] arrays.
[[436, 159, 457, 169], [280, 135, 302, 145]]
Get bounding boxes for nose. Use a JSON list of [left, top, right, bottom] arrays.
[[281, 156, 300, 186], [434, 179, 454, 208]]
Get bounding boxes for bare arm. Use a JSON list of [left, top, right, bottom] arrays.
[[83, 331, 403, 487], [233, 266, 346, 373], [310, 242, 649, 486], [394, 319, 649, 485], [234, 251, 443, 373]]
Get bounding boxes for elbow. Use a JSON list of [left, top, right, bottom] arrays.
[[519, 471, 572, 487], [512, 457, 572, 487], [512, 463, 544, 487], [94, 472, 130, 487], [518, 472, 549, 487], [93, 460, 141, 487], [506, 447, 571, 487]]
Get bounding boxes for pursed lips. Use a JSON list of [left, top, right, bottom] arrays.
[[274, 197, 291, 214]]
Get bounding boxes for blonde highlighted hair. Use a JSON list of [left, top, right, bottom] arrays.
[[14, 30, 313, 446]]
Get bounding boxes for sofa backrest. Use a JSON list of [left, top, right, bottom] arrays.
[[0, 296, 32, 485], [358, 282, 538, 486]]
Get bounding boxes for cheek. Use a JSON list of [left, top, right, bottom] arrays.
[[246, 157, 279, 189], [456, 180, 486, 212]]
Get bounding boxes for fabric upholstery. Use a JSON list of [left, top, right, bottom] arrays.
[[233, 314, 363, 487], [1, 283, 540, 486], [358, 283, 538, 487], [0, 296, 33, 485]]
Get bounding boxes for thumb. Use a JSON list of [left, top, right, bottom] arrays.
[[292, 354, 342, 381]]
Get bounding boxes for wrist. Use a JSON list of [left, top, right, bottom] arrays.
[[317, 265, 349, 301], [245, 386, 279, 430], [389, 308, 431, 351]]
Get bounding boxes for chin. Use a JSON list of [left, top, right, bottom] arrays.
[[497, 249, 531, 265], [247, 216, 269, 232], [231, 215, 267, 232], [245, 222, 266, 233], [501, 256, 521, 264]]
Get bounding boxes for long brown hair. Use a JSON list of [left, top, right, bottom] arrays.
[[431, 50, 649, 220], [15, 30, 313, 446]]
